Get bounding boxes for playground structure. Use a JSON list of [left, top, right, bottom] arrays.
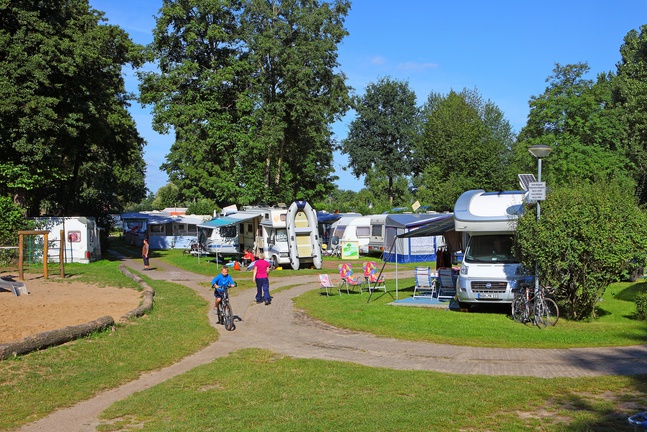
[[4, 230, 66, 282]]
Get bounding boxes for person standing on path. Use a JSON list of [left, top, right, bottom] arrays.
[[142, 238, 150, 270], [252, 252, 272, 305]]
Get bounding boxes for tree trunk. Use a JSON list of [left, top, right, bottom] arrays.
[[0, 316, 114, 360]]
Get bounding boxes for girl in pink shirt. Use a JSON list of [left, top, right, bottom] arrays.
[[252, 252, 272, 305]]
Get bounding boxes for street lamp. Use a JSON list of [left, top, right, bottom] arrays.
[[528, 144, 552, 296]]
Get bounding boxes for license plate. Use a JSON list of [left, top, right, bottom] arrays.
[[478, 293, 498, 299]]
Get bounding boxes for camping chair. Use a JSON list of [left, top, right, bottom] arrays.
[[437, 268, 457, 300], [362, 261, 387, 294], [338, 263, 362, 294], [319, 274, 340, 297], [413, 267, 436, 299]]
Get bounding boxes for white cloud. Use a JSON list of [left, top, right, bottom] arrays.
[[397, 61, 439, 71], [371, 56, 386, 65]]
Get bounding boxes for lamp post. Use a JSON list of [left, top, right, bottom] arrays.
[[528, 144, 552, 295]]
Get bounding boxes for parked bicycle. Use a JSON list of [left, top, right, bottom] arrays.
[[212, 282, 236, 331], [511, 283, 559, 328]]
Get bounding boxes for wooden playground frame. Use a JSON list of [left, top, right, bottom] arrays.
[[16, 230, 66, 281]]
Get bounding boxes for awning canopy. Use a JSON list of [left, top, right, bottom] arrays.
[[197, 212, 261, 229], [395, 214, 455, 239]]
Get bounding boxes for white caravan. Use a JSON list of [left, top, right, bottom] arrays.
[[340, 215, 372, 254], [32, 217, 102, 264], [243, 206, 291, 268], [367, 214, 388, 254], [454, 190, 528, 308], [328, 216, 360, 250]]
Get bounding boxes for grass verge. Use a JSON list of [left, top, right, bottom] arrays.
[[97, 348, 647, 431]]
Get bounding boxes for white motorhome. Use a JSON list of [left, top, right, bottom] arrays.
[[245, 206, 291, 268], [454, 190, 529, 308], [367, 214, 388, 254], [340, 216, 371, 254], [32, 217, 102, 264]]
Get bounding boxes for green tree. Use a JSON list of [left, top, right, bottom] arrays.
[[0, 0, 147, 217], [141, 0, 351, 207], [152, 183, 182, 210], [515, 63, 630, 189], [515, 180, 647, 320], [613, 25, 647, 203], [0, 195, 33, 265], [187, 198, 218, 216], [342, 77, 419, 207], [415, 88, 515, 211]]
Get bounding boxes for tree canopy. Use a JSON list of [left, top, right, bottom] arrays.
[[0, 0, 147, 218], [141, 0, 352, 207], [413, 88, 515, 211], [341, 77, 419, 206]]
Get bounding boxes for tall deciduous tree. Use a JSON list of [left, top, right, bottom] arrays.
[[613, 25, 647, 203], [141, 0, 351, 207], [0, 0, 147, 217], [514, 63, 630, 189], [341, 77, 419, 206], [414, 88, 515, 211]]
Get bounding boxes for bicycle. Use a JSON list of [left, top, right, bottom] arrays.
[[511, 283, 559, 328], [212, 282, 236, 331]]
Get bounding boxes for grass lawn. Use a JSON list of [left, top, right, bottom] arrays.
[[96, 349, 647, 432]]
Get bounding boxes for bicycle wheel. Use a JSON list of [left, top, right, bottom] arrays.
[[222, 303, 235, 331], [511, 295, 525, 323], [534, 299, 550, 328], [543, 298, 559, 326]]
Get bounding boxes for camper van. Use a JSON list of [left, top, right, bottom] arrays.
[[367, 214, 388, 254], [454, 190, 529, 308], [250, 207, 291, 268], [32, 217, 102, 264]]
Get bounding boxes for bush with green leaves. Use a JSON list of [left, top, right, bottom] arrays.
[[0, 195, 33, 265], [515, 179, 647, 320], [636, 292, 647, 320]]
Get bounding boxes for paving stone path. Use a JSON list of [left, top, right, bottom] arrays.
[[19, 257, 647, 431]]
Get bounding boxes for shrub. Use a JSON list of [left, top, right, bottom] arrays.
[[636, 292, 647, 320]]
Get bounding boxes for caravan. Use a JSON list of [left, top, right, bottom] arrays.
[[33, 217, 102, 264], [454, 190, 529, 308], [339, 216, 371, 255], [367, 214, 388, 254]]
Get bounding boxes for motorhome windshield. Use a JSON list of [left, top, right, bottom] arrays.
[[465, 234, 518, 264], [220, 226, 237, 238], [275, 229, 288, 243]]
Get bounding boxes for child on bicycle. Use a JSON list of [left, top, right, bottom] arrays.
[[211, 266, 235, 324]]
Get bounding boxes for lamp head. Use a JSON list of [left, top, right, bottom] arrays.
[[528, 144, 552, 159]]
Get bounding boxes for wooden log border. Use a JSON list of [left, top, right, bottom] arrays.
[[0, 264, 155, 360]]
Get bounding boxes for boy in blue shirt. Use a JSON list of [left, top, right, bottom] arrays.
[[211, 266, 235, 324]]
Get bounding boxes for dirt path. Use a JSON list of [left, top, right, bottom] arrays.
[[17, 256, 647, 431]]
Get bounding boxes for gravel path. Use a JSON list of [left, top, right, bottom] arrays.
[[18, 257, 647, 431]]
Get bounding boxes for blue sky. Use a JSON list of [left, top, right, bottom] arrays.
[[90, 0, 647, 193]]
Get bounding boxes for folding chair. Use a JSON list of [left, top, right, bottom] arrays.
[[362, 261, 386, 294], [437, 268, 457, 300], [319, 274, 339, 296], [413, 267, 436, 299], [338, 263, 361, 294]]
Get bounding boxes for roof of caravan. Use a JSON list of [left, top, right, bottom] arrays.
[[385, 213, 447, 228], [121, 212, 208, 225], [454, 190, 526, 223], [317, 212, 361, 224]]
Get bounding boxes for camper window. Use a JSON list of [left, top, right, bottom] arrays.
[[371, 225, 382, 237], [357, 227, 370, 238], [188, 224, 197, 234], [220, 226, 237, 238], [151, 225, 165, 234]]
